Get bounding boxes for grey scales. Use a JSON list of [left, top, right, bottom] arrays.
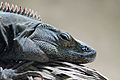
[[0, 2, 98, 80]]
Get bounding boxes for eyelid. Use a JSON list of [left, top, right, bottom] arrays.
[[59, 33, 71, 41]]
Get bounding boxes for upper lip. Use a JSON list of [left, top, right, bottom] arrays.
[[82, 49, 96, 57]]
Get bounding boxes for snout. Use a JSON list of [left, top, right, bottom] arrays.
[[76, 40, 97, 63]]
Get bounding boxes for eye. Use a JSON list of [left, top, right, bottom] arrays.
[[59, 33, 71, 41]]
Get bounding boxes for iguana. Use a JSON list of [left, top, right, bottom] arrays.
[[0, 2, 96, 80]]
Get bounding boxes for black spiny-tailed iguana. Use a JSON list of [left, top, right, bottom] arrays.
[[0, 2, 96, 79]]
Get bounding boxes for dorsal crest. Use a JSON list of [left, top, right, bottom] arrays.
[[0, 2, 41, 21]]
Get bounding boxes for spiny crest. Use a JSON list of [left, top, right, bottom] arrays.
[[0, 2, 41, 21]]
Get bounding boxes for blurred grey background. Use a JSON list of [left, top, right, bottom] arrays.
[[1, 0, 119, 80]]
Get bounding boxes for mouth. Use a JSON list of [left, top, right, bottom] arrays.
[[80, 50, 96, 63], [66, 49, 96, 64]]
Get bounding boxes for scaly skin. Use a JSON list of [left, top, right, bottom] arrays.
[[0, 11, 96, 64], [0, 3, 96, 64], [0, 2, 97, 80]]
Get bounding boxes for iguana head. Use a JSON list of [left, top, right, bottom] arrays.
[[29, 23, 96, 64], [0, 2, 96, 64]]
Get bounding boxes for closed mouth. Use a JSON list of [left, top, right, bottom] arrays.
[[66, 49, 96, 64], [82, 50, 96, 63]]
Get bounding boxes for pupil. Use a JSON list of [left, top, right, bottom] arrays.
[[60, 34, 68, 40]]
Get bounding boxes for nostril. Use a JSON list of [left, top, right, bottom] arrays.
[[82, 46, 91, 52], [86, 47, 91, 52]]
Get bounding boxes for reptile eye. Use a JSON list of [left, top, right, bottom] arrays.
[[59, 33, 70, 41]]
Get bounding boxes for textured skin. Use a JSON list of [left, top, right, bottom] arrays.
[[0, 9, 96, 64]]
